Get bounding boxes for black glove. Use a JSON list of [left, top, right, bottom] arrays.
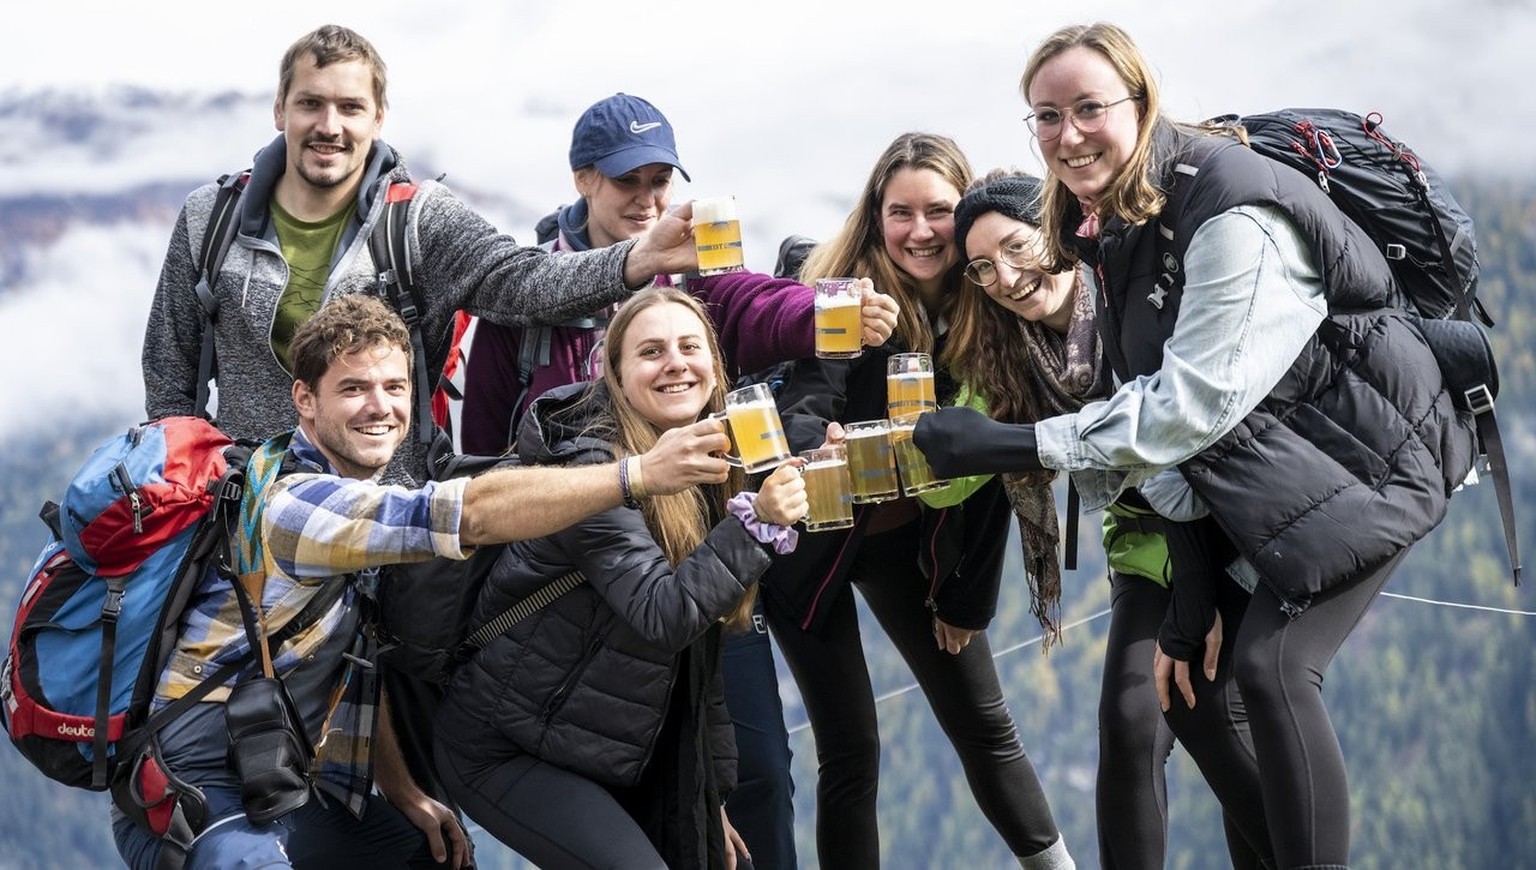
[[913, 406, 1044, 478], [1157, 517, 1222, 661]]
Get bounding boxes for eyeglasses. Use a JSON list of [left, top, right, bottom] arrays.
[[1025, 96, 1138, 142], [964, 238, 1044, 287]]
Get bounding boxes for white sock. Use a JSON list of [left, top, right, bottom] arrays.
[[1017, 835, 1074, 870]]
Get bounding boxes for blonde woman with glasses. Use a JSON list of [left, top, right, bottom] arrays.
[[919, 22, 1477, 869]]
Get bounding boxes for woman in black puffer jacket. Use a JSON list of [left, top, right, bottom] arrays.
[[433, 287, 808, 870]]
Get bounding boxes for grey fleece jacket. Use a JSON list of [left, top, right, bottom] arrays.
[[141, 134, 639, 483]]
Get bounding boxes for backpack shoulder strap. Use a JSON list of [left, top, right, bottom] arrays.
[[460, 570, 586, 653], [193, 171, 250, 419], [507, 324, 557, 444], [368, 180, 436, 446]]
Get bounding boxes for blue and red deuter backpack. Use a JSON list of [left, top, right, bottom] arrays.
[[1, 416, 250, 790]]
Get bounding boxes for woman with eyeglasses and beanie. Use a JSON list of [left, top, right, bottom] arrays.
[[943, 169, 1268, 870], [762, 132, 1073, 870], [917, 22, 1476, 869]]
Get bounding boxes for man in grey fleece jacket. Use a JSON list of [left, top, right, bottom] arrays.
[[141, 24, 700, 488], [137, 24, 702, 867]]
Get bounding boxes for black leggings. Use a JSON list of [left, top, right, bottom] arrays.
[[1099, 572, 1269, 869], [1097, 572, 1177, 867], [763, 524, 1060, 866], [1231, 552, 1405, 869], [433, 738, 668, 870], [1151, 570, 1276, 867]]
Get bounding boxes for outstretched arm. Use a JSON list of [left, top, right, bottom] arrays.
[[459, 417, 731, 544], [624, 200, 701, 287]]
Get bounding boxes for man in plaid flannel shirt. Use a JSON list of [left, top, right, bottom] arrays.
[[114, 295, 733, 869]]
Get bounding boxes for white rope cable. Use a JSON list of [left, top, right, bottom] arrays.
[[788, 607, 1114, 735], [1378, 590, 1536, 616], [784, 588, 1534, 736]]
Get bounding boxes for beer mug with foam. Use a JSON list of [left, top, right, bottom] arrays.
[[889, 412, 951, 497], [886, 352, 937, 417], [814, 278, 863, 359], [710, 382, 791, 473], [799, 445, 855, 531], [843, 419, 900, 504], [693, 196, 746, 276]]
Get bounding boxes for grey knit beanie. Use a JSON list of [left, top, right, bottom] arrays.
[[953, 174, 1045, 257]]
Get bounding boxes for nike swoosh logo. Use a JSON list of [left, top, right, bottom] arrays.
[[630, 121, 663, 134]]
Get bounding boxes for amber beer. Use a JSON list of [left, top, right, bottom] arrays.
[[844, 420, 899, 504], [886, 353, 936, 416], [713, 383, 790, 473], [814, 278, 863, 359], [800, 446, 854, 532], [693, 196, 745, 276], [890, 413, 950, 497]]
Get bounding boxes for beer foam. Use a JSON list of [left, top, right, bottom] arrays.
[[805, 459, 847, 470], [817, 293, 861, 308], [693, 196, 738, 224]]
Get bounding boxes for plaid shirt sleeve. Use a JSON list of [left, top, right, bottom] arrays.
[[263, 473, 471, 579]]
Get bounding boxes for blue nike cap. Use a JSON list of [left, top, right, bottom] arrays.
[[569, 93, 690, 181]]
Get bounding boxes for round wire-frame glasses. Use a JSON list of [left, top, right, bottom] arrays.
[[964, 238, 1044, 287], [1025, 95, 1138, 141]]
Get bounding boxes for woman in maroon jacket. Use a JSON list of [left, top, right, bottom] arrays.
[[460, 93, 896, 455]]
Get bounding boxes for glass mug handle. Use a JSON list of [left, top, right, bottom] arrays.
[[709, 410, 746, 467]]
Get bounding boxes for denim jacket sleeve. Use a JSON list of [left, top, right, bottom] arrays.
[[1037, 204, 1327, 511]]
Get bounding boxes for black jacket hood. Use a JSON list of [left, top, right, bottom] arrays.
[[516, 380, 618, 467]]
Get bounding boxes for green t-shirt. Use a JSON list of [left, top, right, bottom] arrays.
[[270, 198, 357, 368]]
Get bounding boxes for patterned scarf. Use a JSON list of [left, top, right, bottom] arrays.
[[1002, 270, 1105, 650]]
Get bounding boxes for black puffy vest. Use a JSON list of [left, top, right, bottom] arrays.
[[1073, 125, 1476, 612]]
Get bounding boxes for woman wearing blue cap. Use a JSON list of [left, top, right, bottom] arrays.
[[461, 93, 697, 452]]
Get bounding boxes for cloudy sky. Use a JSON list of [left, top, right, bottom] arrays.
[[11, 0, 1529, 201], [1, 0, 1530, 435]]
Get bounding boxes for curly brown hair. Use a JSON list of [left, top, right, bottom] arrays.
[[289, 294, 412, 389]]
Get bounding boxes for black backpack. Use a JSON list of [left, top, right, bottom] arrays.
[[1166, 108, 1518, 584], [1220, 108, 1484, 325], [374, 449, 586, 684]]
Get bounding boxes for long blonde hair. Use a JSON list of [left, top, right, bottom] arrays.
[[798, 132, 974, 354], [598, 287, 755, 629], [1019, 22, 1165, 269]]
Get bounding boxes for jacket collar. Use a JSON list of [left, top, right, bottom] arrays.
[[239, 134, 402, 240]]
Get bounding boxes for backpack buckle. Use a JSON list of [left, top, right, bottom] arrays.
[[1464, 383, 1494, 416], [101, 587, 125, 623]]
